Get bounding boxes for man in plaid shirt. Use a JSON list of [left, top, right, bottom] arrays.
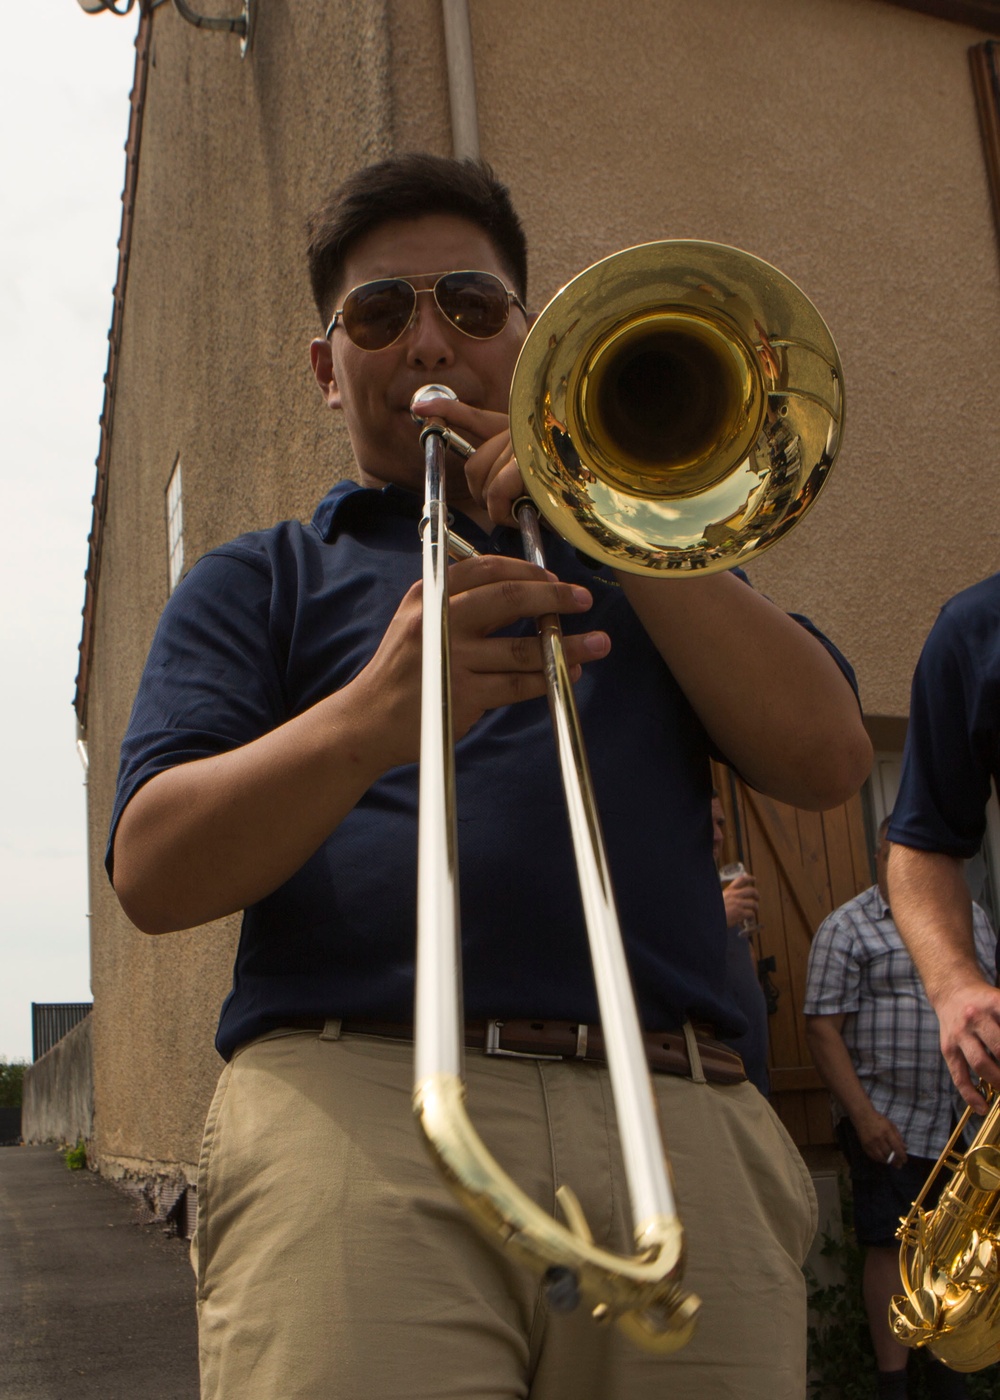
[[804, 816, 995, 1400]]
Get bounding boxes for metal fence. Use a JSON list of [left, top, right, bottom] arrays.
[[31, 1003, 92, 1062]]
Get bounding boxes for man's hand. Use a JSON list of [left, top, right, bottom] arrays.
[[356, 552, 610, 771], [852, 1107, 908, 1168], [888, 844, 998, 1112], [805, 1012, 907, 1165], [931, 979, 1000, 1113], [410, 395, 523, 527], [114, 555, 609, 936], [722, 873, 759, 928]]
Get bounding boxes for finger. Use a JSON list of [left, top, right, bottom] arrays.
[[945, 1044, 989, 1114], [411, 396, 509, 445], [453, 668, 553, 724], [481, 451, 524, 528], [963, 1038, 1000, 1096], [888, 1128, 907, 1165], [459, 630, 610, 675], [451, 578, 596, 636], [464, 431, 512, 499], [462, 435, 523, 529], [445, 554, 554, 596]]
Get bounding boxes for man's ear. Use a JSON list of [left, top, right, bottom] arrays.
[[310, 338, 342, 410]]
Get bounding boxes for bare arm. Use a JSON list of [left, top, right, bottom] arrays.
[[888, 842, 1000, 1110], [113, 555, 608, 935], [805, 1013, 907, 1165], [617, 571, 871, 810]]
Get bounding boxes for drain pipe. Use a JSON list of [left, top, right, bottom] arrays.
[[441, 0, 480, 160]]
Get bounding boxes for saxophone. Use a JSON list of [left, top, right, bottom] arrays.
[[891, 1086, 1000, 1372]]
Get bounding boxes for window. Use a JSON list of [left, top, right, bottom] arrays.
[[166, 456, 184, 593]]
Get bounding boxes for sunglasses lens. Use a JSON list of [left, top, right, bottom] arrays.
[[436, 272, 511, 339], [342, 279, 415, 350]]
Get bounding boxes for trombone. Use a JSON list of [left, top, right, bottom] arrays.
[[412, 241, 845, 1350]]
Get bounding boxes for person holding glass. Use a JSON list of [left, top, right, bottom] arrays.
[[712, 792, 770, 1093]]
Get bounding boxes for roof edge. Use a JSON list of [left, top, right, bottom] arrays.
[[74, 10, 153, 727]]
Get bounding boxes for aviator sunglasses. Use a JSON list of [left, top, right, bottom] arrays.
[[326, 269, 526, 351]]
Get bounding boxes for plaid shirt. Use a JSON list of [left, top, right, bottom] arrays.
[[804, 885, 997, 1157]]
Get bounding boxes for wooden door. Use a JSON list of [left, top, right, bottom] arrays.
[[712, 763, 872, 1149]]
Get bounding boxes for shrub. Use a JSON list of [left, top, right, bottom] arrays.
[[63, 1139, 87, 1171], [0, 1060, 26, 1108]]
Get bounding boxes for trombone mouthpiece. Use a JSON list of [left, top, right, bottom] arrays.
[[410, 384, 458, 422], [410, 384, 475, 459]]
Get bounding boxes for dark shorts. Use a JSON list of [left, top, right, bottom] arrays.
[[836, 1118, 943, 1248]]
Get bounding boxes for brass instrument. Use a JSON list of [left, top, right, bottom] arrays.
[[412, 241, 844, 1350], [892, 1089, 1000, 1371]]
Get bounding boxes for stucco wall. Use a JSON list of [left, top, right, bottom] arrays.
[[22, 1015, 94, 1147], [456, 0, 1000, 719], [84, 0, 1000, 1176]]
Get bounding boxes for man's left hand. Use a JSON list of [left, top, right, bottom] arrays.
[[411, 395, 523, 526]]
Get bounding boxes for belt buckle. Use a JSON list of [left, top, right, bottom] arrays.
[[482, 1019, 563, 1061]]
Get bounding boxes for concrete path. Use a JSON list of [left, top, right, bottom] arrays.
[[0, 1144, 199, 1400]]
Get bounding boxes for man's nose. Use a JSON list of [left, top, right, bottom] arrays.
[[405, 295, 457, 368]]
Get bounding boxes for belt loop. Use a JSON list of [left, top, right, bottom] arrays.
[[575, 1023, 589, 1059], [682, 1021, 707, 1084], [320, 1018, 343, 1042]]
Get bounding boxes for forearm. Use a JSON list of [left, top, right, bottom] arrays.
[[112, 675, 389, 934], [113, 555, 605, 935], [805, 1018, 875, 1125], [887, 844, 982, 1005], [616, 570, 872, 809]]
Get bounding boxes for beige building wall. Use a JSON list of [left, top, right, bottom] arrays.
[[83, 0, 1000, 1179]]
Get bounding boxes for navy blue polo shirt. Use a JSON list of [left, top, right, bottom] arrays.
[[890, 573, 1000, 859], [108, 479, 857, 1061]]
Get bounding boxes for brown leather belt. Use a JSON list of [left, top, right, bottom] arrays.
[[286, 1017, 746, 1086]]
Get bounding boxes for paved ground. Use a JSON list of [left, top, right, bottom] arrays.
[[0, 1144, 199, 1400]]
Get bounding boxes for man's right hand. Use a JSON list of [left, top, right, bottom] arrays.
[[114, 554, 609, 936], [722, 873, 759, 928], [357, 552, 611, 772], [933, 978, 1000, 1114], [887, 843, 1000, 1113], [853, 1108, 908, 1168]]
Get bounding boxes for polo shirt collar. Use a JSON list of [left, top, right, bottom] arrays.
[[312, 479, 422, 542]]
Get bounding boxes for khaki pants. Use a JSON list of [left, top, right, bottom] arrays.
[[195, 1026, 816, 1400]]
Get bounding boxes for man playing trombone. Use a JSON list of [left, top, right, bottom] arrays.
[[108, 153, 871, 1399]]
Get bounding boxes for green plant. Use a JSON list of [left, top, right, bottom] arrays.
[[0, 1060, 26, 1108], [806, 1212, 873, 1399], [63, 1138, 87, 1171], [806, 1182, 1000, 1398]]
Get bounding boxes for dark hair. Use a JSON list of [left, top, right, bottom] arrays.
[[305, 153, 528, 325]]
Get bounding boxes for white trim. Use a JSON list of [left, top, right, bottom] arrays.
[[166, 457, 184, 593]]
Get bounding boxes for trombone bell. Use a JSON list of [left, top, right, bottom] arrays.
[[510, 240, 845, 576], [574, 309, 764, 494]]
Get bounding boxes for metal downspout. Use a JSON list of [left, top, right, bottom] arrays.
[[441, 0, 480, 160]]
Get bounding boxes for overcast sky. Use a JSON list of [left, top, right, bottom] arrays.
[[0, 4, 139, 1061]]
